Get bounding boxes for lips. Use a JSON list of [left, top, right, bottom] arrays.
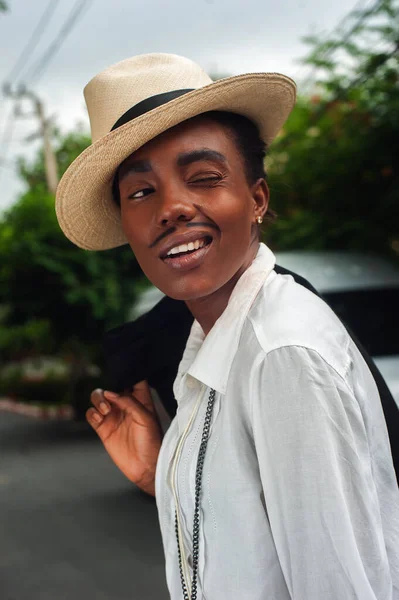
[[162, 237, 213, 271], [158, 231, 214, 259]]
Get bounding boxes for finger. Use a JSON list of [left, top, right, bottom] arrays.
[[103, 389, 149, 417], [86, 406, 104, 430], [131, 380, 156, 414], [90, 388, 112, 416]]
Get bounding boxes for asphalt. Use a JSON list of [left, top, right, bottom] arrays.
[[0, 411, 169, 600]]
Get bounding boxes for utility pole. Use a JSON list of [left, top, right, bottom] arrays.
[[30, 90, 59, 195], [3, 84, 59, 195]]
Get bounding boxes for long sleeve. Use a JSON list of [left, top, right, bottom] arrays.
[[252, 345, 396, 600]]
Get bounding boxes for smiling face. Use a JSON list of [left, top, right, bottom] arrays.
[[117, 114, 269, 305]]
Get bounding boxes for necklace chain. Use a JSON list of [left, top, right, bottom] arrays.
[[175, 388, 216, 600]]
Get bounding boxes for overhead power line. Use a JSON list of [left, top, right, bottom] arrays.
[[1, 1, 59, 160], [5, 0, 61, 86], [0, 0, 60, 181], [0, 0, 93, 202], [24, 0, 93, 86], [0, 88, 60, 194]]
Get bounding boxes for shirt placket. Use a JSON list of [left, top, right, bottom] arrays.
[[171, 377, 207, 597]]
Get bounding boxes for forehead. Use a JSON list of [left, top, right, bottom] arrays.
[[118, 115, 238, 172]]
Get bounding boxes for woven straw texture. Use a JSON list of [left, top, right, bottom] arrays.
[[55, 53, 296, 250]]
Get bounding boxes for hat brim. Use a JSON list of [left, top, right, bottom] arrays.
[[56, 72, 296, 250]]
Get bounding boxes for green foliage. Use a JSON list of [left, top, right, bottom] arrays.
[[2, 0, 398, 380], [0, 373, 67, 403], [265, 0, 399, 258], [299, 0, 399, 92], [0, 1, 8, 13], [0, 128, 144, 364], [0, 368, 101, 407], [0, 319, 53, 357]]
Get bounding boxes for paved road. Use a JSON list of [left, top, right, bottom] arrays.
[[0, 411, 169, 600]]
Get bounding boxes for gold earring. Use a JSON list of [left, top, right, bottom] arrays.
[[256, 216, 263, 224]]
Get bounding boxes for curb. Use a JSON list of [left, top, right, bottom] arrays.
[[0, 397, 75, 420]]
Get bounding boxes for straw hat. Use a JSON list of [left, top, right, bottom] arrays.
[[55, 53, 296, 250]]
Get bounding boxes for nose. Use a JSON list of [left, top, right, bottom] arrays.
[[157, 184, 196, 227]]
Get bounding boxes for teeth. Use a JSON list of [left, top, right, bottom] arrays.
[[166, 237, 207, 257]]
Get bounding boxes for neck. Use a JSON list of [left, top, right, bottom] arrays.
[[185, 242, 259, 336]]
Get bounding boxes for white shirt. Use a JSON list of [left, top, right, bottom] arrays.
[[155, 243, 399, 600]]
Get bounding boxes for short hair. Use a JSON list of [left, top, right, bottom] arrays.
[[112, 110, 276, 225], [205, 110, 267, 185]]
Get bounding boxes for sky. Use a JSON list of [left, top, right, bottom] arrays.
[[0, 0, 362, 212]]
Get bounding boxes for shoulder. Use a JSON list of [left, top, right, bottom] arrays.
[[245, 270, 351, 380]]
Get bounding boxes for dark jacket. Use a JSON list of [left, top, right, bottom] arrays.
[[103, 265, 399, 484]]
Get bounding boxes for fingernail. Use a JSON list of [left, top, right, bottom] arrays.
[[92, 412, 102, 423], [99, 401, 110, 415], [103, 390, 118, 399]]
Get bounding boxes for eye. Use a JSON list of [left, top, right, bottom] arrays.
[[189, 172, 223, 185], [127, 187, 154, 200]]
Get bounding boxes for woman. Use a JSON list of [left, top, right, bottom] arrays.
[[56, 53, 399, 599]]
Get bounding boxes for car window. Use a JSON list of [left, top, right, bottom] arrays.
[[323, 288, 399, 357]]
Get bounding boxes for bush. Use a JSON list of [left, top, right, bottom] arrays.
[[4, 377, 69, 404], [0, 357, 104, 419]]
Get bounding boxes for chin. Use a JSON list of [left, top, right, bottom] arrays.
[[160, 277, 227, 303], [161, 287, 207, 302]]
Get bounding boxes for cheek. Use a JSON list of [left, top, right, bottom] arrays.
[[121, 211, 149, 262], [215, 191, 254, 236], [121, 206, 148, 244], [121, 210, 167, 286]]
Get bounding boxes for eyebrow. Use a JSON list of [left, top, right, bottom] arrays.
[[176, 148, 227, 167], [118, 148, 227, 183], [118, 159, 152, 181]]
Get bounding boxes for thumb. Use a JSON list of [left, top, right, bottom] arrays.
[[102, 389, 149, 418], [131, 380, 156, 415]]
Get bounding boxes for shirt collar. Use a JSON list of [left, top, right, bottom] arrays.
[[174, 243, 276, 398]]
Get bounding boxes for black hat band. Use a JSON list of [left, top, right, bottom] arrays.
[[111, 89, 195, 131]]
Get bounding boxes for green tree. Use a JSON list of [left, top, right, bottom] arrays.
[[266, 0, 399, 258], [0, 128, 143, 364]]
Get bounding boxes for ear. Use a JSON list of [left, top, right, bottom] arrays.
[[251, 178, 269, 220]]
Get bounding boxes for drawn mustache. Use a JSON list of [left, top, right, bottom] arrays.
[[149, 221, 219, 249]]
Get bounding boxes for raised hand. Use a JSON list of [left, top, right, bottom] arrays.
[[86, 380, 162, 496]]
